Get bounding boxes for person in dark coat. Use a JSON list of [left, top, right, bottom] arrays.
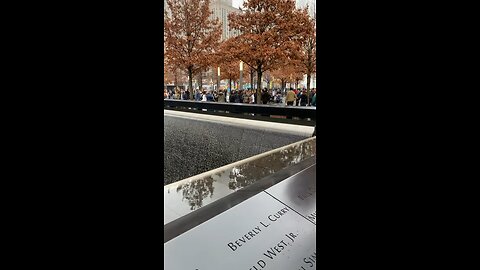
[[308, 89, 315, 106], [299, 90, 308, 106], [229, 90, 236, 103], [261, 89, 270, 104], [236, 90, 243, 103]]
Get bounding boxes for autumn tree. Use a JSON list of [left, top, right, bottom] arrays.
[[217, 61, 238, 91], [165, 60, 188, 90], [271, 68, 289, 90], [248, 65, 255, 90], [211, 40, 244, 92], [271, 59, 304, 90], [228, 0, 311, 103], [164, 0, 222, 98], [271, 67, 292, 90], [218, 38, 255, 91], [263, 71, 272, 90], [164, 68, 175, 86], [291, 70, 304, 89], [295, 13, 316, 100], [288, 59, 305, 89], [197, 67, 208, 92]]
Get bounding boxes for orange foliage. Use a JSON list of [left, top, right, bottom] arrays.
[[164, 0, 222, 94], [227, 0, 312, 103]]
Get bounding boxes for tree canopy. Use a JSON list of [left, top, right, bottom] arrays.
[[228, 0, 311, 102], [164, 0, 222, 94]]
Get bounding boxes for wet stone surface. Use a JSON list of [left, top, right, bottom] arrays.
[[164, 115, 307, 185], [164, 137, 316, 224]]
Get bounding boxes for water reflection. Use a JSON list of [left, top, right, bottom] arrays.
[[171, 138, 316, 212], [176, 176, 215, 210], [228, 139, 316, 190]]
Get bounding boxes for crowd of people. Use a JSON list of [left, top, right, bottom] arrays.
[[163, 87, 317, 106]]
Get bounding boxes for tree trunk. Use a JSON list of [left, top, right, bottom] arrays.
[[198, 71, 203, 93], [256, 68, 262, 104], [250, 70, 254, 91], [229, 78, 232, 93], [188, 67, 193, 98], [174, 70, 178, 89]]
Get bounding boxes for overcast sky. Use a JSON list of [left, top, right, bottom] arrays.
[[232, 0, 243, 8]]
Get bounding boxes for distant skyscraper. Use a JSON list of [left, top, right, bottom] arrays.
[[210, 0, 241, 41]]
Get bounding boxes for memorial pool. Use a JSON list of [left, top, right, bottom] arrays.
[[164, 111, 312, 185]]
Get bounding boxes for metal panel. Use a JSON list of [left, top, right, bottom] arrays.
[[265, 165, 317, 224], [164, 191, 316, 270]]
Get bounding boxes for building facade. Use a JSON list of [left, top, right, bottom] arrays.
[[210, 0, 241, 41], [204, 0, 242, 91]]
